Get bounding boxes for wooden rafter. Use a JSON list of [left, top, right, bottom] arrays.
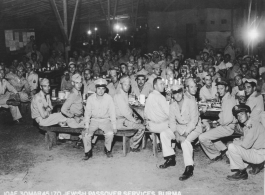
[[69, 0, 80, 42]]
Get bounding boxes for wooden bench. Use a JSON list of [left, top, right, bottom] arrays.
[[38, 126, 137, 157]]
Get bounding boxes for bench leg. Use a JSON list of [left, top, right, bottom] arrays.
[[152, 133, 158, 158], [122, 136, 130, 157], [45, 133, 52, 150], [142, 133, 146, 149], [47, 131, 57, 146]]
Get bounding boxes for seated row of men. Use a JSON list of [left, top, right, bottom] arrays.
[[30, 71, 264, 182]]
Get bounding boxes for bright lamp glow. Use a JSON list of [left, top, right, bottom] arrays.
[[94, 27, 98, 31], [87, 30, 92, 35], [248, 28, 258, 40], [124, 26, 127, 30], [114, 24, 120, 31]]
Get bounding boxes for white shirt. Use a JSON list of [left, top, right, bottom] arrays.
[[199, 83, 218, 101]]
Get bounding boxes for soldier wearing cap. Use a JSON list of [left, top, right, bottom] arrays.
[[143, 54, 155, 75], [199, 77, 237, 162], [136, 58, 149, 75], [83, 78, 116, 160], [8, 65, 31, 102], [31, 78, 67, 126], [107, 69, 121, 98], [61, 74, 85, 128], [160, 83, 202, 180], [127, 63, 137, 89], [244, 78, 264, 122], [113, 76, 145, 152], [131, 69, 153, 98], [231, 74, 244, 97], [226, 105, 265, 181], [147, 64, 161, 87], [0, 70, 22, 124]]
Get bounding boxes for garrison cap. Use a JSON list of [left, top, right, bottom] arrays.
[[40, 78, 49, 86], [243, 78, 257, 85], [71, 73, 82, 82], [232, 105, 251, 117], [94, 78, 107, 87], [171, 84, 184, 94], [120, 76, 130, 84]]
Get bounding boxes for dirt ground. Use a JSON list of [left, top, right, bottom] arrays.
[[0, 109, 264, 195]]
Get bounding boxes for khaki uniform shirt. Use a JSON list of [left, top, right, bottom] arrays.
[[107, 82, 121, 99], [219, 93, 237, 129], [245, 91, 264, 122], [61, 88, 83, 118], [147, 74, 157, 87], [31, 91, 53, 120], [85, 93, 116, 129], [9, 76, 31, 93], [199, 84, 218, 101], [0, 79, 17, 95], [131, 82, 153, 98], [83, 79, 96, 94], [144, 90, 169, 123], [26, 71, 38, 91], [234, 121, 265, 152], [114, 88, 137, 123], [170, 95, 201, 135]]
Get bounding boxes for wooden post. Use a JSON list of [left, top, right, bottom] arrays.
[[135, 0, 140, 28], [107, 0, 111, 47], [49, 0, 69, 48], [63, 0, 69, 65], [113, 0, 119, 27], [69, 0, 80, 42]]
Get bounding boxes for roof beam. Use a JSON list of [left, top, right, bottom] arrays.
[[49, 0, 69, 45], [69, 0, 80, 42]]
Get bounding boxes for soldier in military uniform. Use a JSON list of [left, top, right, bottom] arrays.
[[114, 76, 145, 152], [147, 64, 162, 87], [61, 74, 85, 128], [199, 77, 237, 162], [31, 78, 67, 126], [131, 69, 153, 98], [168, 83, 202, 180], [0, 71, 22, 123], [25, 63, 38, 95], [243, 78, 264, 123], [226, 105, 265, 181], [107, 69, 121, 98], [8, 65, 31, 102], [82, 78, 116, 160]]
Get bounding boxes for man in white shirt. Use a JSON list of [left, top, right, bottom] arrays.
[[145, 77, 176, 169], [199, 75, 218, 102]]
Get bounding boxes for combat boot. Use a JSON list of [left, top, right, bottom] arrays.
[[226, 169, 248, 181], [179, 166, 194, 181], [159, 155, 176, 169], [83, 150, 92, 160]]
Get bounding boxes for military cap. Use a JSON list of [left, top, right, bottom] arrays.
[[71, 73, 82, 82], [94, 78, 107, 87], [171, 84, 184, 94], [203, 49, 210, 54], [136, 69, 148, 78], [40, 78, 49, 86], [17, 65, 24, 71], [215, 77, 229, 86], [153, 51, 159, 55], [64, 70, 69, 75], [243, 55, 251, 60], [69, 61, 76, 66], [232, 105, 251, 117], [243, 78, 257, 85]]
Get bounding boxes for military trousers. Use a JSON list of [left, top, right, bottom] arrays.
[[0, 92, 22, 120], [227, 143, 265, 170], [199, 126, 234, 159], [116, 118, 145, 149], [82, 119, 114, 153]]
